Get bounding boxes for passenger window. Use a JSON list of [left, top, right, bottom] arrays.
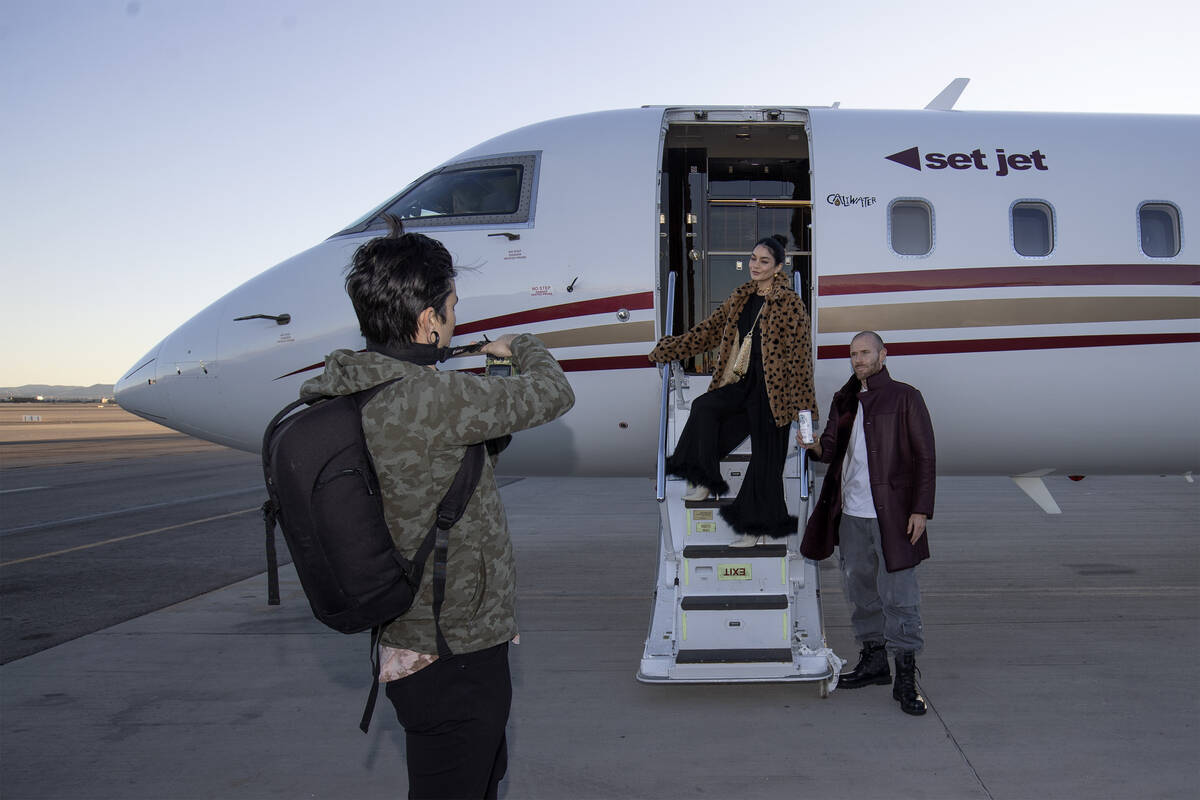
[[1012, 201, 1054, 257], [1139, 203, 1181, 258], [334, 153, 538, 236], [890, 200, 932, 256]]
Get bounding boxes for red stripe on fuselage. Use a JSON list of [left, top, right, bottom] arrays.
[[459, 355, 652, 375], [454, 291, 654, 335], [819, 264, 1200, 296], [817, 332, 1200, 359], [557, 355, 652, 372], [275, 352, 653, 382], [272, 293, 656, 380], [275, 361, 325, 380]]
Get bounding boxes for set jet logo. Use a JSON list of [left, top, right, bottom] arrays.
[[886, 146, 1049, 176]]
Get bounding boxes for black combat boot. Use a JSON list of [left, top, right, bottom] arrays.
[[839, 641, 891, 688], [892, 652, 927, 715]]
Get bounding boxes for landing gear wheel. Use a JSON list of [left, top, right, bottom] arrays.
[[818, 679, 830, 698]]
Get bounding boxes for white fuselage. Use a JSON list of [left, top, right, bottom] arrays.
[[115, 105, 1200, 477]]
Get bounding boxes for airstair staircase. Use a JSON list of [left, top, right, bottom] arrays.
[[637, 274, 843, 692]]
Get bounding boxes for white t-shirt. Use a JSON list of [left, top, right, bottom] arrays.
[[841, 398, 876, 518]]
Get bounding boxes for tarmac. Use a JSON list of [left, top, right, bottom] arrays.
[[2, 405, 1198, 799]]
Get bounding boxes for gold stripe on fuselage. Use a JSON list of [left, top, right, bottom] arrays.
[[533, 320, 656, 349], [818, 296, 1200, 334]]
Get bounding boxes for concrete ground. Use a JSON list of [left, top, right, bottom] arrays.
[[2, 406, 1198, 799]]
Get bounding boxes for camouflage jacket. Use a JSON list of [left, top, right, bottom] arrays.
[[649, 272, 817, 425], [300, 334, 574, 655]]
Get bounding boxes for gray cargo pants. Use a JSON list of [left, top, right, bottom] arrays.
[[838, 514, 924, 656]]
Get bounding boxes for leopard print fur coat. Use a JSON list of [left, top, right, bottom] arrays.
[[649, 272, 817, 426]]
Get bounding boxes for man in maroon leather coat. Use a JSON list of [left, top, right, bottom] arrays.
[[800, 331, 935, 715]]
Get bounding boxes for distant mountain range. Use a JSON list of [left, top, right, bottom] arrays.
[[1, 384, 115, 401]]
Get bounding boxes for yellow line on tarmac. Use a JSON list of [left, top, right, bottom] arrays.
[[0, 507, 259, 567]]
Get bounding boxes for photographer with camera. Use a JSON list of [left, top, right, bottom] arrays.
[[300, 217, 574, 798]]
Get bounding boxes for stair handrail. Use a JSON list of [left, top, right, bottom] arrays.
[[800, 442, 809, 502], [795, 270, 811, 505], [656, 271, 677, 503]]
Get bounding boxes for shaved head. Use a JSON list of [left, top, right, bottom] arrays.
[[849, 331, 886, 385], [851, 330, 885, 350]]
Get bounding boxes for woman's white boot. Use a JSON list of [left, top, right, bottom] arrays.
[[683, 483, 710, 502]]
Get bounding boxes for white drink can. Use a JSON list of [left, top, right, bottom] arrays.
[[798, 410, 814, 444]]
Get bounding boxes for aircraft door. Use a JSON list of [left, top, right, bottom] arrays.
[[684, 169, 707, 336], [660, 139, 812, 372]]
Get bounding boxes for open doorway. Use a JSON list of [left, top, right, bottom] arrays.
[[658, 114, 812, 373]]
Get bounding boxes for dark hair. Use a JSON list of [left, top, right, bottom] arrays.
[[344, 215, 457, 346], [754, 234, 788, 268]]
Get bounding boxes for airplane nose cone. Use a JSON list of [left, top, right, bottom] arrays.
[[114, 343, 168, 423]]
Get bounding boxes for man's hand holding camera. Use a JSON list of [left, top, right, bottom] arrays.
[[479, 334, 517, 358]]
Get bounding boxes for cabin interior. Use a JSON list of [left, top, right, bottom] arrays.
[[658, 117, 813, 372]]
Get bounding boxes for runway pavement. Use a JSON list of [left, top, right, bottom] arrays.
[[1, 404, 1198, 799], [1, 404, 266, 662]]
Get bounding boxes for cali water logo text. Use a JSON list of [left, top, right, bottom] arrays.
[[826, 193, 878, 208]]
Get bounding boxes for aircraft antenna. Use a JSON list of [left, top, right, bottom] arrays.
[[924, 78, 970, 111]]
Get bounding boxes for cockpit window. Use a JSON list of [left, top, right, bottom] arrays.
[[334, 153, 539, 236], [395, 167, 521, 218]]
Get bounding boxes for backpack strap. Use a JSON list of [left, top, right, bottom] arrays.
[[359, 441, 486, 734], [259, 380, 405, 607], [261, 501, 281, 606], [431, 442, 486, 658], [260, 395, 313, 607], [351, 377, 404, 412]]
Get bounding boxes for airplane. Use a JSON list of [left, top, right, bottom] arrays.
[[114, 81, 1200, 513]]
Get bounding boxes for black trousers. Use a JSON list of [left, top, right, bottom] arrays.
[[385, 642, 511, 800], [666, 379, 795, 537]]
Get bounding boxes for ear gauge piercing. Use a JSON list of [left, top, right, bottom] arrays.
[[429, 330, 440, 346]]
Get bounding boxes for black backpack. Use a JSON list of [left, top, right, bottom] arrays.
[[260, 378, 484, 731]]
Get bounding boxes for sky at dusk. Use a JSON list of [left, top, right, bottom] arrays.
[[2, 0, 1198, 387]]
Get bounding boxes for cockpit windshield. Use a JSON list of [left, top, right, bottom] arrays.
[[334, 153, 539, 237], [393, 166, 522, 218]]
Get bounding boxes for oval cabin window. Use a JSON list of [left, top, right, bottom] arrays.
[[1139, 203, 1181, 258], [890, 200, 933, 256], [1012, 201, 1055, 257]]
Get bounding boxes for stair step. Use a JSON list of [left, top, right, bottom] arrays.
[[683, 497, 732, 509], [640, 412, 832, 684], [676, 648, 793, 664], [680, 595, 788, 611], [682, 544, 787, 559]]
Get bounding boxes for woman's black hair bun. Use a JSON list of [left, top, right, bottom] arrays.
[[755, 234, 788, 266]]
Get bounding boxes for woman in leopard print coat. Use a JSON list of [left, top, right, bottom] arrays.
[[649, 235, 816, 545]]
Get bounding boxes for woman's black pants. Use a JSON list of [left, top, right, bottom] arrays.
[[666, 383, 794, 537]]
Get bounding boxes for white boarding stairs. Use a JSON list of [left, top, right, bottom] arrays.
[[638, 362, 844, 693]]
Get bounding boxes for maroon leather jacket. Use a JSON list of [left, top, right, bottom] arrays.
[[800, 366, 935, 572]]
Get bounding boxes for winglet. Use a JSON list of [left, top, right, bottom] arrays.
[[1011, 475, 1062, 514], [925, 78, 970, 111]]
